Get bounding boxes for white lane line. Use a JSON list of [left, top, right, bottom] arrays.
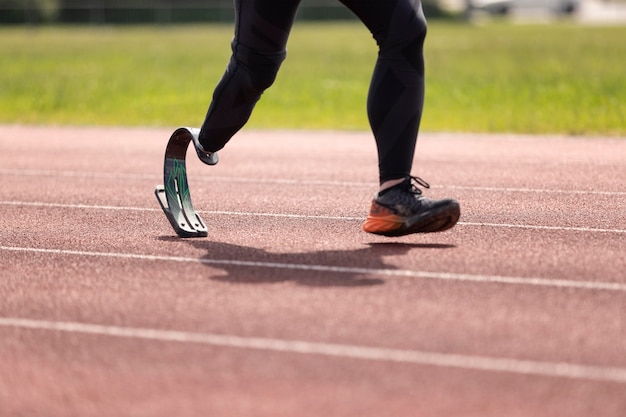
[[1, 246, 624, 292], [1, 317, 625, 383], [444, 185, 626, 197], [2, 201, 626, 234], [0, 168, 156, 181], [0, 200, 158, 212], [459, 221, 626, 234], [1, 169, 624, 196]]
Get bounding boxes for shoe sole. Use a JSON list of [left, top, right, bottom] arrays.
[[364, 200, 460, 237]]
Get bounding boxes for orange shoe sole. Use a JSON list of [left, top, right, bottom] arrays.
[[362, 200, 460, 237]]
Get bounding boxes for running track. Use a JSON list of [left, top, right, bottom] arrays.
[[0, 125, 624, 416]]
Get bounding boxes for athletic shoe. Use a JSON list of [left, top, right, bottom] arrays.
[[362, 176, 460, 236], [191, 131, 219, 166]]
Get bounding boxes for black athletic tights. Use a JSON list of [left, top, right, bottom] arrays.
[[199, 0, 427, 184]]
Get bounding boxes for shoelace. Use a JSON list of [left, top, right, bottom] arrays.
[[407, 175, 430, 196], [381, 176, 431, 210]]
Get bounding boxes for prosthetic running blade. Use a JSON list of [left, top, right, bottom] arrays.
[[155, 127, 208, 238]]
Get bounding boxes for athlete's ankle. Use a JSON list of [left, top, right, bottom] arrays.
[[378, 178, 406, 194]]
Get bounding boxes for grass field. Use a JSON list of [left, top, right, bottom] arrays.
[[1, 22, 625, 135]]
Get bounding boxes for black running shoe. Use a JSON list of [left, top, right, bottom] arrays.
[[363, 176, 460, 236]]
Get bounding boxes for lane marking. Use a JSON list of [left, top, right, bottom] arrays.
[[2, 201, 626, 234], [1, 246, 624, 292], [1, 168, 624, 196], [1, 317, 625, 383], [0, 168, 156, 181], [0, 200, 158, 212], [459, 221, 626, 234], [444, 184, 626, 196]]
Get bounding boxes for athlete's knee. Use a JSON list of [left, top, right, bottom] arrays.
[[378, 1, 427, 71], [404, 13, 427, 54], [232, 41, 286, 93], [388, 8, 426, 48], [401, 17, 427, 74]]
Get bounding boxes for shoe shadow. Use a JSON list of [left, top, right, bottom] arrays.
[[169, 238, 455, 288]]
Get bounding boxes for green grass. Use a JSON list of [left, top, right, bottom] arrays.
[[1, 22, 625, 135], [425, 23, 626, 135]]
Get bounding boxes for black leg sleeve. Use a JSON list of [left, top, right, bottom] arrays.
[[198, 0, 301, 152], [340, 0, 427, 184]]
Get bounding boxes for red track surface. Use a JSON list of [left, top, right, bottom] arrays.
[[1, 125, 624, 417]]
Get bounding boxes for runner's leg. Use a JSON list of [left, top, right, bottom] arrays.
[[198, 0, 302, 152], [340, 0, 427, 185]]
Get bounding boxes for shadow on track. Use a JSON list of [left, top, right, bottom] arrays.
[[162, 238, 455, 288]]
